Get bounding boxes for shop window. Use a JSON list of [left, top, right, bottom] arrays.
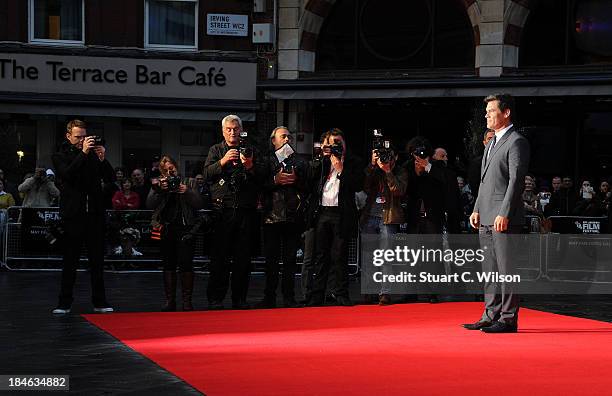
[[145, 0, 198, 50], [0, 120, 37, 180], [520, 0, 612, 67], [122, 126, 161, 174], [29, 0, 84, 45], [316, 0, 474, 71]]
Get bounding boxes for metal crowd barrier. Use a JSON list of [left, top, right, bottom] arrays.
[[1, 206, 360, 275]]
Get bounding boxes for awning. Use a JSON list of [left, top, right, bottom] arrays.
[[0, 92, 258, 121], [260, 75, 612, 100]]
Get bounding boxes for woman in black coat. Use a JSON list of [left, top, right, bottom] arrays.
[[147, 156, 202, 311]]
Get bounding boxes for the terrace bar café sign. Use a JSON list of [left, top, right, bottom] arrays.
[[0, 53, 256, 101]]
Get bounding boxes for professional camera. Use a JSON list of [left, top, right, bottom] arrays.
[[329, 138, 344, 158], [239, 131, 253, 158], [91, 135, 105, 146], [34, 168, 47, 182], [313, 142, 323, 161], [372, 129, 393, 164], [413, 145, 429, 160], [166, 175, 182, 192]]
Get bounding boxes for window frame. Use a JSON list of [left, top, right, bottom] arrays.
[[144, 0, 199, 51], [28, 0, 85, 46]]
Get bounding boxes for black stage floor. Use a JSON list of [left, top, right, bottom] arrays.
[[1, 269, 611, 395]]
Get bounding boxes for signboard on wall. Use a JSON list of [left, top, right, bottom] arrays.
[[206, 14, 249, 37], [0, 53, 257, 101]]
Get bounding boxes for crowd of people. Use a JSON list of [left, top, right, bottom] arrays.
[[0, 95, 610, 322]]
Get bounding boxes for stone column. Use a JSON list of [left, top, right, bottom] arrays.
[[278, 0, 301, 79], [475, 0, 529, 77]]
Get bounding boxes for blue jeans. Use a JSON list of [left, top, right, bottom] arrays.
[[363, 216, 400, 295]]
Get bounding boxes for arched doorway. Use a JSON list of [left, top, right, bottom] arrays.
[[316, 0, 475, 72]]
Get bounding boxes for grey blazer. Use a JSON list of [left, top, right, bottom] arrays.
[[473, 127, 530, 226]]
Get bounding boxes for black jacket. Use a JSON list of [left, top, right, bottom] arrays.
[[262, 152, 308, 224], [202, 141, 265, 210], [403, 160, 447, 229], [306, 153, 364, 238], [545, 188, 577, 217], [436, 161, 463, 233], [146, 181, 203, 229], [52, 141, 115, 220]]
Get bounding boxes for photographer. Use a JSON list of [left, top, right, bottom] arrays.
[[403, 137, 447, 303], [202, 114, 264, 310], [305, 128, 364, 306], [50, 119, 115, 315], [259, 126, 307, 308], [361, 141, 408, 305], [147, 156, 202, 311], [18, 167, 60, 208]]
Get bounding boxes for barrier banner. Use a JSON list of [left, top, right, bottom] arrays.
[[361, 233, 612, 295]]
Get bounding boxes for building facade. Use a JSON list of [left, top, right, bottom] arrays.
[[265, 0, 612, 182], [0, 0, 278, 181], [2, 0, 612, 185]]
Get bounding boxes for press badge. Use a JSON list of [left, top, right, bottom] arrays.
[[219, 179, 225, 186]]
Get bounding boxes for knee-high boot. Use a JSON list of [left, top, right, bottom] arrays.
[[181, 271, 195, 311], [162, 270, 177, 311]]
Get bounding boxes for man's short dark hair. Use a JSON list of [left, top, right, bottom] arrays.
[[66, 119, 87, 133], [484, 94, 515, 118]]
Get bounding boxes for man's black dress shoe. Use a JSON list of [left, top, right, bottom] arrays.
[[462, 320, 494, 330], [481, 322, 518, 333]]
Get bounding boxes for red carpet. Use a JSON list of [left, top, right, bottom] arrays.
[[84, 303, 612, 395]]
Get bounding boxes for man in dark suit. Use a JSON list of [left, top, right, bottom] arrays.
[[404, 138, 447, 303], [432, 147, 463, 234], [51, 119, 116, 314], [463, 94, 530, 333]]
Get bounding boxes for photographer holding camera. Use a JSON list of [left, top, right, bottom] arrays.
[[403, 136, 447, 303], [202, 114, 264, 310], [305, 128, 364, 306], [50, 119, 115, 314], [147, 156, 202, 311], [258, 126, 308, 308], [361, 132, 408, 305], [18, 167, 60, 208]]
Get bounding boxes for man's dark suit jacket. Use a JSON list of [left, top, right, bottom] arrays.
[[403, 160, 447, 230]]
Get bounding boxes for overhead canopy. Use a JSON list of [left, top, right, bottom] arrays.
[[260, 75, 612, 100], [0, 92, 257, 121]]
